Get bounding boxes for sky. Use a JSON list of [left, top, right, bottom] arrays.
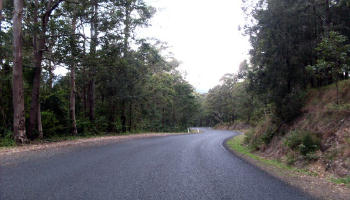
[[140, 0, 251, 93]]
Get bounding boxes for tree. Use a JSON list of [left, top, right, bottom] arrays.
[[69, 6, 78, 135], [312, 31, 350, 104], [28, 0, 66, 139], [12, 0, 27, 143]]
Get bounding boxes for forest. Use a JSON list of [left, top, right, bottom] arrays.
[[200, 0, 350, 128], [0, 0, 201, 144]]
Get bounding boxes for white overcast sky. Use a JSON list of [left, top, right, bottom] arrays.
[[140, 0, 251, 93]]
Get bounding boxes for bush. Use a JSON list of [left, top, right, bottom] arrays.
[[41, 111, 64, 137], [0, 130, 15, 147], [261, 126, 276, 145], [285, 130, 320, 155], [244, 128, 263, 151], [76, 119, 97, 135], [286, 152, 297, 165]]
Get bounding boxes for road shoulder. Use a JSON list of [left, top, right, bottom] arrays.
[[0, 133, 186, 157], [224, 133, 350, 200]]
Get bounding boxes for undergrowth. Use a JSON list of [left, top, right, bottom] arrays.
[[227, 134, 318, 177]]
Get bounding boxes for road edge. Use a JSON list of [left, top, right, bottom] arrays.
[[0, 133, 189, 157], [223, 133, 350, 200], [222, 133, 319, 200]]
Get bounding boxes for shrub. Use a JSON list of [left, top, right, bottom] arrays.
[[0, 130, 15, 147], [76, 119, 97, 135], [304, 152, 319, 161], [41, 111, 63, 136], [286, 152, 297, 165], [261, 127, 276, 145], [244, 128, 263, 151], [285, 130, 320, 155]]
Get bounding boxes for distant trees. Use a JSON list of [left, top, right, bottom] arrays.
[[0, 0, 199, 144]]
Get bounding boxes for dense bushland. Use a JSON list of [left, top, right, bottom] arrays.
[[0, 0, 200, 145]]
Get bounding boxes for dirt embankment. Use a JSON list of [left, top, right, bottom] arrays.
[[262, 81, 350, 178]]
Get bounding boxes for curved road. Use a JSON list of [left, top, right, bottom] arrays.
[[0, 128, 313, 200]]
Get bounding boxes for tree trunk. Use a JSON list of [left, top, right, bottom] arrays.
[[47, 60, 54, 89], [121, 100, 126, 133], [38, 104, 43, 139], [28, 56, 42, 139], [128, 101, 132, 132], [336, 80, 339, 105], [28, 0, 61, 138], [70, 14, 78, 135], [88, 80, 95, 121], [12, 0, 27, 143], [123, 1, 131, 54], [88, 0, 98, 122], [325, 0, 331, 31]]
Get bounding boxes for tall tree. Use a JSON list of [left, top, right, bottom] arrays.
[[69, 8, 78, 135], [87, 0, 98, 122], [12, 0, 27, 143], [28, 0, 65, 138]]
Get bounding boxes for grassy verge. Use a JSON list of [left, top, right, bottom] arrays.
[[331, 177, 350, 186], [226, 134, 318, 177]]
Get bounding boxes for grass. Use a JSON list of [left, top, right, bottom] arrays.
[[226, 134, 318, 177], [331, 176, 350, 186]]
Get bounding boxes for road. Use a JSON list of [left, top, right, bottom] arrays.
[[0, 128, 313, 200]]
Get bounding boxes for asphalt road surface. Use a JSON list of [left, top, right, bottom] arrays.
[[0, 128, 313, 200]]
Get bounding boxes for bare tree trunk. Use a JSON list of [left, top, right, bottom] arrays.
[[12, 0, 27, 143], [70, 14, 78, 135]]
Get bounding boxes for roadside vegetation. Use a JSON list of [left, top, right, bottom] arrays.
[[226, 135, 318, 177], [198, 0, 350, 183]]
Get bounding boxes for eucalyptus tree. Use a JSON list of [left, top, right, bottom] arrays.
[[12, 0, 27, 143], [27, 0, 67, 139]]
